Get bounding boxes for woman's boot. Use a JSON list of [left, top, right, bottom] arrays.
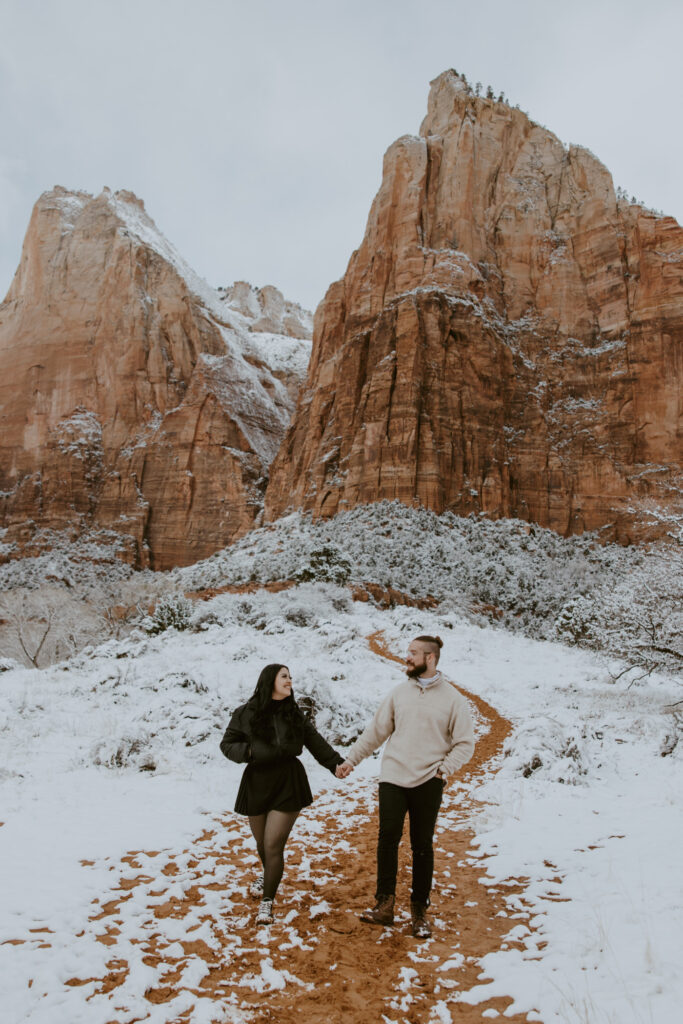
[[249, 874, 265, 899], [255, 898, 274, 925]]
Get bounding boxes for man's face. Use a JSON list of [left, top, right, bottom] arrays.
[[405, 642, 429, 678]]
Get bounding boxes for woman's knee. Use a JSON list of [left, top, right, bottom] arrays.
[[263, 836, 287, 859], [265, 824, 288, 850]]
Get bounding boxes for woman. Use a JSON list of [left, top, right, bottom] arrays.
[[220, 663, 344, 925]]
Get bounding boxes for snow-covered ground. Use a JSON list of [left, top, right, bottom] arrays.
[[1, 580, 681, 1022]]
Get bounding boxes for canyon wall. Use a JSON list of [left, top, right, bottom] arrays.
[[0, 188, 310, 569], [265, 70, 682, 542]]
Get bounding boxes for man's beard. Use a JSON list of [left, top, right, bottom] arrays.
[[406, 660, 427, 678]]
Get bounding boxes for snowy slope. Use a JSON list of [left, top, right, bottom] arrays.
[[1, 579, 682, 1022], [173, 502, 683, 678]]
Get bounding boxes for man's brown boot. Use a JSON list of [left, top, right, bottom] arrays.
[[359, 894, 395, 926], [410, 901, 432, 939]]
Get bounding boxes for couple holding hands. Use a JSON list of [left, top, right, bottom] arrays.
[[219, 635, 475, 937]]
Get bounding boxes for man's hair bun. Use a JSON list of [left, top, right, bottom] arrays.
[[415, 634, 443, 662]]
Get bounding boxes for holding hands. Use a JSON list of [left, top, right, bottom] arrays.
[[335, 760, 354, 779]]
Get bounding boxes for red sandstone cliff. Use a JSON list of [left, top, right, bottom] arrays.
[[265, 70, 683, 542], [0, 188, 310, 569]]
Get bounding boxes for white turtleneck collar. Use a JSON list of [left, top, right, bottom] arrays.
[[415, 671, 442, 690]]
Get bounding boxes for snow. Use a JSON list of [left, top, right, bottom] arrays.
[[219, 281, 313, 342], [0, 570, 682, 1021], [308, 900, 331, 919], [196, 346, 293, 466], [107, 190, 230, 325], [244, 330, 311, 381], [104, 189, 312, 396], [47, 189, 90, 232], [1, 501, 682, 1020], [0, 532, 135, 593], [52, 408, 103, 459]]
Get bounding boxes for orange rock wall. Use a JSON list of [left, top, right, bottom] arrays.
[[0, 189, 300, 568], [265, 71, 682, 541]]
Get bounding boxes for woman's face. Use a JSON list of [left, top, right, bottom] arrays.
[[272, 666, 292, 701]]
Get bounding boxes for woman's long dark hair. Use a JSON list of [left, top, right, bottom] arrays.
[[249, 663, 304, 738]]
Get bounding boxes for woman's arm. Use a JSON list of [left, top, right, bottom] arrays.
[[302, 717, 344, 773], [219, 709, 251, 763]]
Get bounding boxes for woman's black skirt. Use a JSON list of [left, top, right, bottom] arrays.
[[234, 755, 313, 815]]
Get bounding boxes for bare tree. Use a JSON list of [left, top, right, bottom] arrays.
[[0, 587, 111, 668]]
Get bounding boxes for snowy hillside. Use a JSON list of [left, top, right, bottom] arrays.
[[1, 502, 681, 678], [1, 561, 682, 1021], [174, 502, 683, 679]]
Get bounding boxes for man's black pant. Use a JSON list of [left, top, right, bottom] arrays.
[[376, 777, 444, 906]]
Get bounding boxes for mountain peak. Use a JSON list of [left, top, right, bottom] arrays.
[[265, 73, 683, 542], [0, 187, 310, 569]]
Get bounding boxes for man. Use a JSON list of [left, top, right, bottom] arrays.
[[336, 635, 475, 938]]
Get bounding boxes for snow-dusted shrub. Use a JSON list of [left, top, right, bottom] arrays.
[[292, 546, 352, 585], [281, 583, 353, 627], [660, 708, 683, 758], [554, 597, 602, 646], [503, 718, 591, 785], [144, 594, 192, 635], [188, 600, 228, 631], [0, 530, 135, 594], [230, 597, 289, 633], [231, 597, 259, 625], [226, 584, 354, 636], [160, 670, 208, 695], [0, 657, 21, 673], [291, 669, 379, 746], [92, 732, 157, 772], [84, 663, 228, 772], [263, 615, 287, 635], [284, 604, 314, 628]]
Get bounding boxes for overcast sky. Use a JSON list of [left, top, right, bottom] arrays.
[[1, 0, 681, 312]]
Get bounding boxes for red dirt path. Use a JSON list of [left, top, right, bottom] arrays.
[[68, 631, 541, 1023]]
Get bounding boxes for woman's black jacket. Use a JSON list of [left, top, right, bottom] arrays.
[[220, 698, 343, 774]]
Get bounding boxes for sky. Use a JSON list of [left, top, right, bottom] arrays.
[[1, 0, 681, 312]]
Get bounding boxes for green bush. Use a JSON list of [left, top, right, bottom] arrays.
[[146, 594, 192, 635], [292, 546, 352, 585]]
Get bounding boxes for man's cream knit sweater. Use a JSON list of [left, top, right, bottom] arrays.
[[345, 676, 475, 787]]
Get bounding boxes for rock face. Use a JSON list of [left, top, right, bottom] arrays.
[[265, 70, 683, 542], [0, 188, 311, 569], [220, 281, 313, 340]]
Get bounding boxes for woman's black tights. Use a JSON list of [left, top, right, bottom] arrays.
[[248, 810, 299, 900]]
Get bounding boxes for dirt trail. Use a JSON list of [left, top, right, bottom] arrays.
[[67, 632, 540, 1023]]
